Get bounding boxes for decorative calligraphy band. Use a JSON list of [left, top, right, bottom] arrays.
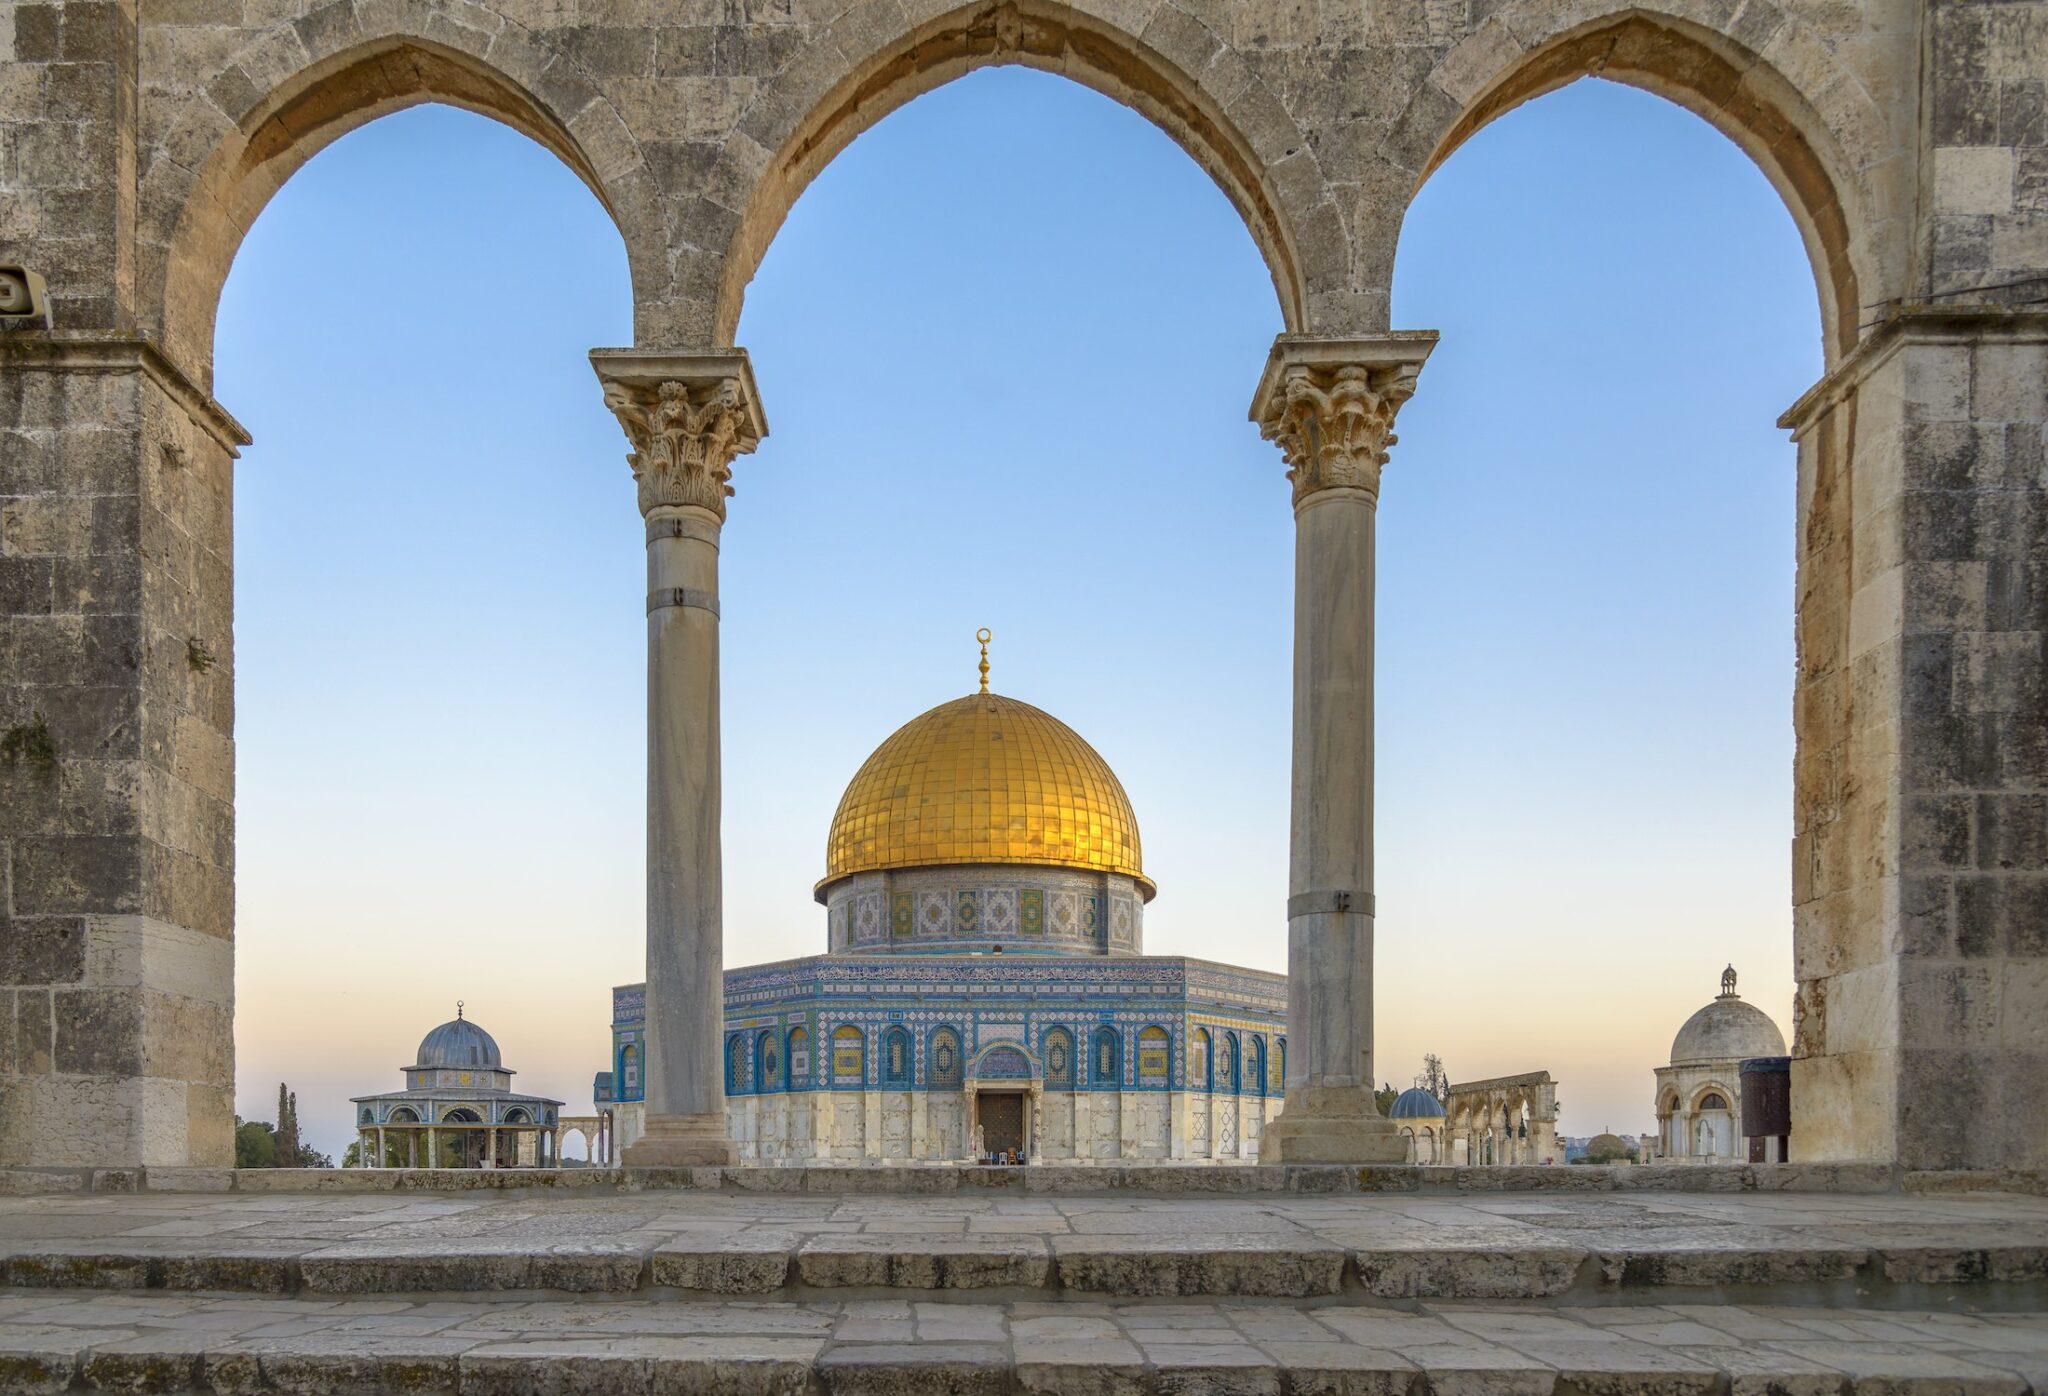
[[647, 587, 721, 616]]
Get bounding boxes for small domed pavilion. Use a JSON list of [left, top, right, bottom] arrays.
[[1653, 966, 1787, 1163], [351, 1006, 563, 1168], [1388, 1086, 1447, 1163]]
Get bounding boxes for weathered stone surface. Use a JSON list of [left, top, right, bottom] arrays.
[[1, 0, 2043, 1179], [1, 1290, 2047, 1396]]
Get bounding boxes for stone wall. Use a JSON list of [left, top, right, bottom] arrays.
[[3, 0, 2041, 1170]]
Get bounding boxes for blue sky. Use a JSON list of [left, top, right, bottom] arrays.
[[218, 68, 1820, 1158]]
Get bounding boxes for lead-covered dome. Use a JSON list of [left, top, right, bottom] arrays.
[[413, 1013, 502, 1070], [1670, 966, 1785, 1066], [820, 689, 1152, 899], [1390, 1087, 1446, 1120]]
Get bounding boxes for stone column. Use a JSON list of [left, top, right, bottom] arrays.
[[1253, 334, 1437, 1165], [375, 1127, 386, 1168], [592, 351, 766, 1168]]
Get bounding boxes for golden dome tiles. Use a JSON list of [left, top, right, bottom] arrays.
[[820, 691, 1151, 897]]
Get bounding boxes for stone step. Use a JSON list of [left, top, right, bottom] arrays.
[[5, 1190, 2048, 1309], [0, 1162, 1967, 1199], [3, 1290, 2047, 1395]]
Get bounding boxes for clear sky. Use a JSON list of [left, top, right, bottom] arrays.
[[218, 67, 1820, 1160]]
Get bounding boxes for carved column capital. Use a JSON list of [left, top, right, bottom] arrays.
[[1249, 334, 1438, 507], [590, 349, 769, 520]]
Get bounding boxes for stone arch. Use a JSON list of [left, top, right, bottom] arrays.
[[712, 0, 1323, 344], [143, 23, 660, 387], [1397, 4, 1882, 360], [968, 1042, 1040, 1083], [1691, 1082, 1735, 1113]]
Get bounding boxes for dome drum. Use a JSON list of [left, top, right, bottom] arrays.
[[824, 864, 1146, 957]]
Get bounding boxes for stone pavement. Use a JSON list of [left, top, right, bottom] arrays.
[[1, 1188, 2045, 1305], [3, 1291, 2048, 1395]]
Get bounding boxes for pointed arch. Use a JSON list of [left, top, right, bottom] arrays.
[[1398, 6, 1883, 361], [713, 0, 1322, 343], [144, 24, 659, 386]]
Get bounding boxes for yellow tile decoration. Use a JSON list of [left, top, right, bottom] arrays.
[[821, 690, 1152, 897]]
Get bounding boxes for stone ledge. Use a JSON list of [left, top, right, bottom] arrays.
[[7, 1188, 2047, 1313], [2, 1292, 2046, 1396], [8, 1160, 2007, 1197]]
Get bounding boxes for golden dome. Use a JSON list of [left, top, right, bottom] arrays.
[[820, 690, 1152, 899]]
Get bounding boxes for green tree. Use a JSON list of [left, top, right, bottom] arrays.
[[1374, 1082, 1398, 1116], [276, 1084, 299, 1165], [234, 1119, 276, 1168]]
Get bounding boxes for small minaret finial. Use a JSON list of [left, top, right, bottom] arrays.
[[457, 999, 465, 1020], [1720, 965, 1737, 998], [977, 627, 992, 694]]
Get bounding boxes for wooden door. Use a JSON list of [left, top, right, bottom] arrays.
[[980, 1093, 1024, 1156]]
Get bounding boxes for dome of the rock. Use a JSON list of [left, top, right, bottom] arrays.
[[820, 690, 1151, 899]]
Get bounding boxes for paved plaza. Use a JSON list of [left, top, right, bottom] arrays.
[[2, 1186, 2045, 1301], [5, 1290, 2048, 1395]]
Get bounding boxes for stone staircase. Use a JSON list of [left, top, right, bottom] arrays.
[[2, 1174, 2047, 1393]]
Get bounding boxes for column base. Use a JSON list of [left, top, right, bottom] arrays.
[[619, 1113, 737, 1167], [1258, 1087, 1408, 1164]]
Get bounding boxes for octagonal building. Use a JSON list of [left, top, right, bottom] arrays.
[[606, 653, 1287, 1164]]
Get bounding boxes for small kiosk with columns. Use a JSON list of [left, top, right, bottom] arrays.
[[350, 1007, 564, 1169]]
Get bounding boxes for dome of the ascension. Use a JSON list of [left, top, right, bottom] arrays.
[[820, 689, 1151, 900], [412, 1013, 502, 1070]]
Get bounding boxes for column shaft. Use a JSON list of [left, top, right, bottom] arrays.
[[592, 350, 764, 1168], [1288, 486, 1377, 1092], [1249, 333, 1436, 1165], [645, 506, 724, 1123]]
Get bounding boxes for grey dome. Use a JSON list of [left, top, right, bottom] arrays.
[[1671, 971, 1785, 1066], [1390, 1086, 1446, 1119], [414, 1015, 502, 1070]]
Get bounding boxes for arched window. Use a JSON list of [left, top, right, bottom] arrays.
[[929, 1026, 962, 1088], [833, 1025, 865, 1086], [1042, 1027, 1073, 1089], [620, 1043, 641, 1096], [883, 1026, 912, 1087], [1190, 1028, 1210, 1091], [359, 1107, 373, 1124], [1220, 1033, 1239, 1094], [1698, 1092, 1728, 1111], [757, 1029, 781, 1092], [787, 1026, 810, 1087], [1091, 1027, 1121, 1088], [1137, 1026, 1170, 1088], [1273, 1038, 1286, 1093], [726, 1034, 749, 1095], [389, 1106, 418, 1123], [1249, 1037, 1268, 1097]]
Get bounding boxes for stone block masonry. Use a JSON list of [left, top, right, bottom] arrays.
[[0, 335, 246, 1169], [2, 0, 2044, 1170]]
